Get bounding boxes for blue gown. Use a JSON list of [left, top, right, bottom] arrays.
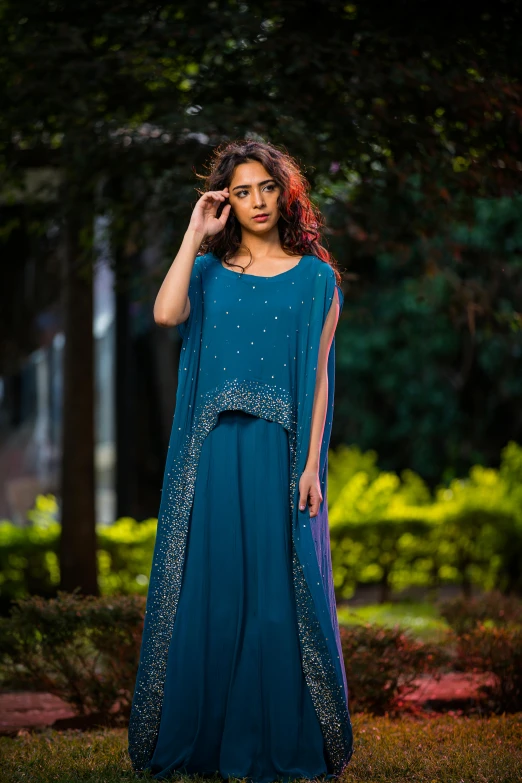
[[128, 253, 353, 781]]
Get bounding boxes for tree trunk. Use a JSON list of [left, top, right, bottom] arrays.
[[115, 275, 132, 518], [460, 566, 472, 599], [379, 570, 391, 603], [59, 206, 98, 595]]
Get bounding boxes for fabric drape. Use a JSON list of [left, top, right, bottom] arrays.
[[128, 252, 354, 776]]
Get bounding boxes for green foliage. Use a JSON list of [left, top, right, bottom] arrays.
[[1, 0, 521, 488], [0, 495, 61, 612], [2, 442, 522, 611], [96, 517, 157, 596], [339, 623, 449, 715], [329, 440, 522, 600], [0, 500, 156, 614], [1, 590, 521, 727], [0, 591, 145, 720], [337, 601, 449, 642], [0, 592, 446, 720], [330, 192, 522, 480], [438, 590, 522, 634]]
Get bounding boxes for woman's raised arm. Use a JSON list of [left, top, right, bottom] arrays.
[[153, 188, 231, 327]]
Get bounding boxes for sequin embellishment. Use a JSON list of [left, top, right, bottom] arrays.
[[129, 269, 353, 774], [291, 548, 353, 773], [128, 373, 352, 774], [288, 427, 353, 774], [128, 378, 296, 770]]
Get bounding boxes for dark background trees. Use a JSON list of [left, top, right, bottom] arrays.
[[0, 0, 520, 592]]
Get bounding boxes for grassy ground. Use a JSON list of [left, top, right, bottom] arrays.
[[337, 601, 450, 642], [1, 713, 521, 783]]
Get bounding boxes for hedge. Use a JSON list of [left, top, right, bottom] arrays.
[[1, 441, 521, 612], [1, 592, 521, 718]]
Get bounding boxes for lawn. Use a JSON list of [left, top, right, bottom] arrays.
[[337, 601, 450, 642], [1, 713, 521, 783]]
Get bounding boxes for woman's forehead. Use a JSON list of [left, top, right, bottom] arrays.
[[230, 160, 273, 186]]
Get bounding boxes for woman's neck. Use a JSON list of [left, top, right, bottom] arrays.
[[237, 227, 285, 260]]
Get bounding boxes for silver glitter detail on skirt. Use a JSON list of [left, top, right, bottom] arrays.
[[291, 548, 353, 774], [128, 376, 352, 774], [288, 432, 353, 775], [128, 378, 296, 770]]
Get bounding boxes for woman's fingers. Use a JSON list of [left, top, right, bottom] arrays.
[[201, 188, 229, 204], [217, 203, 232, 228], [309, 491, 319, 517], [299, 481, 323, 517], [188, 188, 230, 239]]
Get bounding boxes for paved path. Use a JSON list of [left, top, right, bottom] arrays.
[[402, 672, 496, 704], [0, 692, 76, 734]]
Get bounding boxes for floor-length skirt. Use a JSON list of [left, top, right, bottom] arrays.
[[148, 409, 329, 782]]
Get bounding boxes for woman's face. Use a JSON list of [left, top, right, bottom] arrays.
[[228, 160, 281, 234]]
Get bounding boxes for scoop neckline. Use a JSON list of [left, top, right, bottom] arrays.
[[215, 253, 308, 279]]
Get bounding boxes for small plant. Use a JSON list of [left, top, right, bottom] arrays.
[[438, 590, 522, 634], [450, 623, 522, 713], [339, 622, 449, 715], [0, 590, 145, 721]]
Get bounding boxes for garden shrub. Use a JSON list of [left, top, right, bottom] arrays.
[[0, 505, 157, 614], [438, 590, 522, 634], [2, 591, 520, 721], [96, 516, 156, 595], [450, 624, 522, 713], [0, 494, 61, 613], [339, 622, 449, 715], [3, 442, 522, 612], [0, 590, 145, 721], [329, 442, 522, 601]]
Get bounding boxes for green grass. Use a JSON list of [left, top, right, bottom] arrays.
[[1, 713, 521, 783], [337, 601, 449, 642]]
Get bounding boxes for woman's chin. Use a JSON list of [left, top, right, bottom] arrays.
[[242, 220, 278, 235]]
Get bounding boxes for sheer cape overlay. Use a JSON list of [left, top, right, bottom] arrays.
[[128, 253, 354, 775]]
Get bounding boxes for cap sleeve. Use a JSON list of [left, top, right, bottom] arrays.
[[321, 261, 344, 319]]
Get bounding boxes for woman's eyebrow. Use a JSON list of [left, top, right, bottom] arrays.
[[232, 178, 276, 191]]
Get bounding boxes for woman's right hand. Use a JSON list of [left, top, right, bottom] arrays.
[[188, 188, 231, 238], [154, 187, 231, 327]]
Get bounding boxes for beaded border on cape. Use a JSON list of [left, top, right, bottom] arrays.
[[128, 377, 352, 775]]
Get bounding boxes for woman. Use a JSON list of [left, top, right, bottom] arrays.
[[128, 140, 354, 782]]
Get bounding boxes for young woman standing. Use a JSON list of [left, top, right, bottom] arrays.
[[128, 140, 353, 782]]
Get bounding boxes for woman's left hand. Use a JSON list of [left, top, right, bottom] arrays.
[[298, 470, 323, 517]]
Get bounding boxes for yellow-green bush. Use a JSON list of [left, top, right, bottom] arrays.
[[96, 516, 157, 595], [1, 442, 521, 611], [0, 495, 61, 612], [0, 496, 157, 613], [329, 440, 522, 600]]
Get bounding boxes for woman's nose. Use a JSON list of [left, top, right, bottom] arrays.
[[252, 189, 266, 207]]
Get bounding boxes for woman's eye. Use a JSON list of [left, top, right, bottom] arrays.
[[236, 185, 276, 197]]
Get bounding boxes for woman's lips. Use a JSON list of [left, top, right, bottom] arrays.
[[252, 214, 269, 222]]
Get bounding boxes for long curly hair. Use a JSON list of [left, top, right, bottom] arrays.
[[196, 139, 342, 285]]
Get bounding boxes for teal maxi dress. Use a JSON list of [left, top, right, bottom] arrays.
[[128, 253, 354, 781]]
